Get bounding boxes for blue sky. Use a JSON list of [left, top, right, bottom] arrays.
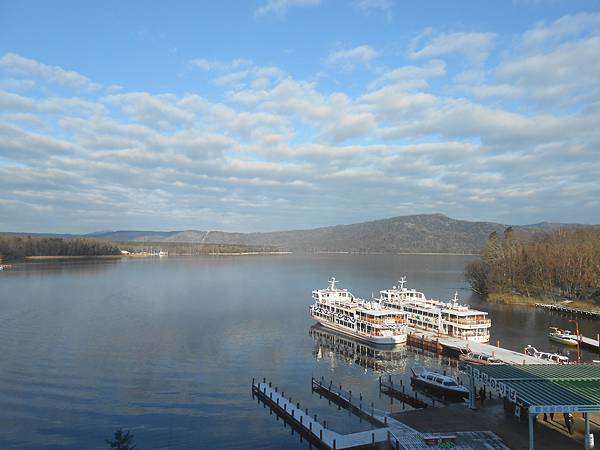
[[1, 0, 600, 233]]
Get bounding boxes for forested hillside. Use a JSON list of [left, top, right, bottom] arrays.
[[86, 214, 519, 254], [465, 228, 600, 302], [0, 235, 121, 260]]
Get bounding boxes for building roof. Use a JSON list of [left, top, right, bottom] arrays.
[[467, 364, 600, 413]]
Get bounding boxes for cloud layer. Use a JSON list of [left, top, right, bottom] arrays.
[[1, 12, 600, 233]]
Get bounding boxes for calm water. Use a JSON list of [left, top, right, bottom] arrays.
[[0, 255, 597, 449]]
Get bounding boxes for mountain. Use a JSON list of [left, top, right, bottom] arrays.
[[84, 214, 550, 254]]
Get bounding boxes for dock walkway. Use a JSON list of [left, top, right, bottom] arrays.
[[408, 328, 554, 364], [252, 378, 511, 450]]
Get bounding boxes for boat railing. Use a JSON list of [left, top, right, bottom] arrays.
[[449, 318, 491, 325], [357, 317, 407, 325]]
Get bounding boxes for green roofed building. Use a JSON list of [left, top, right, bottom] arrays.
[[466, 364, 600, 450]]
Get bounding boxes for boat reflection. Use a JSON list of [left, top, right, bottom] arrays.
[[309, 323, 408, 373]]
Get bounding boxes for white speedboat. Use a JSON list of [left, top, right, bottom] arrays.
[[524, 345, 569, 364], [410, 367, 469, 401], [310, 278, 408, 345], [548, 327, 579, 346]]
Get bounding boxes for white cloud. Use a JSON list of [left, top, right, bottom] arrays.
[[0, 52, 101, 91], [103, 92, 195, 130], [353, 0, 393, 18], [369, 59, 446, 89], [325, 45, 379, 70], [255, 0, 321, 17], [495, 35, 600, 104], [409, 30, 497, 64], [523, 12, 600, 46], [191, 58, 252, 72]]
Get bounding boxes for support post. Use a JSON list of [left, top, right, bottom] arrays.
[[585, 412, 594, 450], [528, 413, 536, 450], [468, 374, 477, 410]]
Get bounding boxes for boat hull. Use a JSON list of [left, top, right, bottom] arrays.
[[548, 335, 579, 346], [311, 316, 407, 345], [410, 377, 469, 402], [458, 356, 503, 366]]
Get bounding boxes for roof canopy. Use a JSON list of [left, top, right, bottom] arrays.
[[466, 364, 600, 414]]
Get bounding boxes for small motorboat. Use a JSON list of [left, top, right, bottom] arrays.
[[459, 350, 504, 366], [410, 367, 469, 401], [524, 345, 570, 364], [548, 327, 579, 346]]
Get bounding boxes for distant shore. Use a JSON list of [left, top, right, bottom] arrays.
[[25, 255, 122, 260], [22, 251, 292, 260], [487, 292, 600, 313]]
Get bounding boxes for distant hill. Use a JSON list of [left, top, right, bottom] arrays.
[[77, 214, 584, 254]]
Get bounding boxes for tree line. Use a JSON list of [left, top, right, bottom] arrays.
[[0, 235, 121, 260], [465, 227, 600, 302], [121, 241, 280, 255]]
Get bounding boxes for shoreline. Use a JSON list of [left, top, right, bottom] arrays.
[[487, 292, 600, 313], [20, 252, 292, 261]]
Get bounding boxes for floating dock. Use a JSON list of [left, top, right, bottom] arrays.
[[252, 378, 511, 449], [535, 303, 600, 319], [578, 334, 600, 352], [378, 375, 430, 410], [311, 377, 385, 426], [407, 328, 553, 364]]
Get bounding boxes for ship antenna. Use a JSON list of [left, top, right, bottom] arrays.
[[453, 291, 459, 303], [329, 277, 338, 290], [398, 276, 406, 290]]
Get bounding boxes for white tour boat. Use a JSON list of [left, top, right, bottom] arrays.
[[379, 277, 491, 343], [310, 278, 408, 345]]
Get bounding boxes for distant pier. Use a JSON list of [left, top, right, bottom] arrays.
[[535, 302, 600, 319]]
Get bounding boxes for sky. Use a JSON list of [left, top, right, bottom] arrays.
[[1, 0, 600, 233]]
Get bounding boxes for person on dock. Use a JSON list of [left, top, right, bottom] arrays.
[[564, 413, 574, 434]]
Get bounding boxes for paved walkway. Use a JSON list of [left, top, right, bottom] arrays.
[[392, 398, 599, 449]]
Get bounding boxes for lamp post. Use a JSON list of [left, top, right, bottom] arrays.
[[569, 319, 581, 364]]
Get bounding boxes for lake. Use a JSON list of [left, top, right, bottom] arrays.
[[0, 254, 597, 449]]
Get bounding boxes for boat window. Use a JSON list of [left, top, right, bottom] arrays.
[[426, 375, 434, 380], [435, 378, 444, 383], [443, 381, 457, 386]]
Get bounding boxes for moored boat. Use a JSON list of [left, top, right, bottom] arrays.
[[524, 345, 570, 364], [379, 277, 491, 343], [410, 367, 469, 401], [310, 277, 408, 345], [548, 327, 579, 346], [459, 350, 504, 365]]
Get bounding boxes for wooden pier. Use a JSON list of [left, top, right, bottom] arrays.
[[311, 376, 385, 426], [378, 375, 430, 410], [579, 334, 600, 352], [252, 378, 511, 449], [535, 303, 600, 319], [407, 328, 555, 364]]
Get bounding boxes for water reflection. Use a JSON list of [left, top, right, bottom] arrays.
[[310, 324, 408, 373]]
